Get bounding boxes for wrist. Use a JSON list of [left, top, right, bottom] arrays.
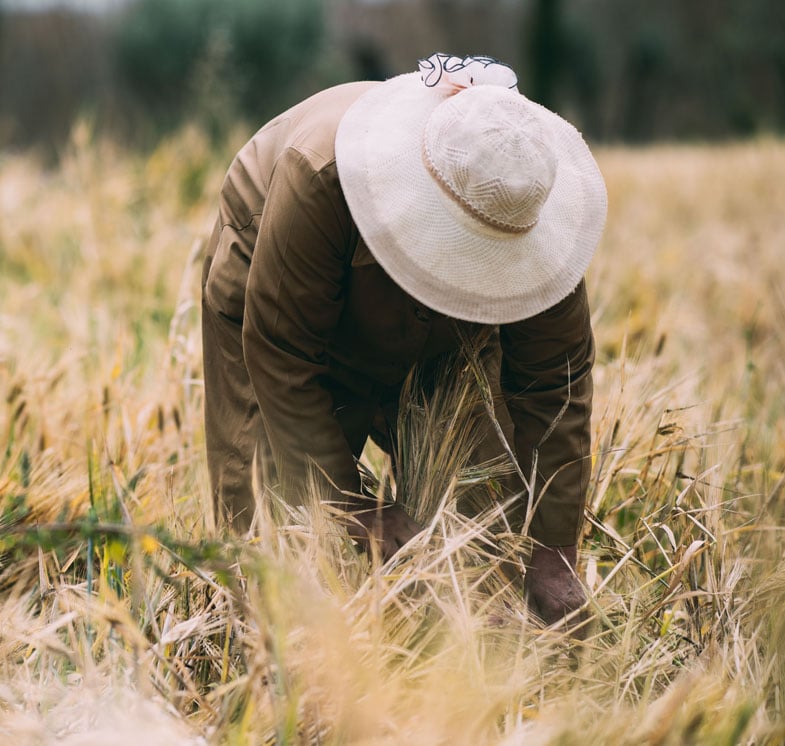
[[529, 544, 578, 571]]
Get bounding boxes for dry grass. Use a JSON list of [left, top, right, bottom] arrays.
[[0, 128, 783, 744]]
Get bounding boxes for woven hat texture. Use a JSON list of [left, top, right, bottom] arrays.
[[335, 57, 607, 324]]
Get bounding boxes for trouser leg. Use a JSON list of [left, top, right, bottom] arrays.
[[201, 259, 264, 533]]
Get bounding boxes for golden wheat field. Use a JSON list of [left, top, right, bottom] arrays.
[[0, 126, 783, 745]]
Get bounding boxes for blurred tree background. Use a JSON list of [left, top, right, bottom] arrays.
[[1, 0, 784, 155]]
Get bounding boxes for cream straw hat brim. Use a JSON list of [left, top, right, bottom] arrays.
[[335, 72, 607, 324]]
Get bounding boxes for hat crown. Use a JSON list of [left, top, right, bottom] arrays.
[[423, 87, 557, 233]]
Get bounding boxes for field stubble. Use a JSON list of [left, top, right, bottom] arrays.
[[0, 128, 783, 744]]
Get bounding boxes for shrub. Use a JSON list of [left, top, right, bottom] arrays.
[[113, 0, 325, 139]]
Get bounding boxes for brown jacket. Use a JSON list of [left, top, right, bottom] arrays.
[[203, 82, 594, 546]]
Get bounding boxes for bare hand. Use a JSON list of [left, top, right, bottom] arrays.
[[345, 503, 422, 562], [524, 544, 588, 634]]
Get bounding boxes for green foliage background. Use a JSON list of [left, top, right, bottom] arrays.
[[1, 0, 784, 152], [114, 0, 326, 139]]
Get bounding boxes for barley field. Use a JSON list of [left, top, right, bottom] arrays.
[[0, 127, 783, 745]]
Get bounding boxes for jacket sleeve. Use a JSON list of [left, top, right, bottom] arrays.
[[242, 147, 361, 506], [499, 280, 595, 546]]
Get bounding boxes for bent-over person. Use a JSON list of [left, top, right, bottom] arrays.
[[201, 54, 607, 626]]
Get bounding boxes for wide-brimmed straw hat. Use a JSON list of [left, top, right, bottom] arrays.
[[335, 53, 607, 324]]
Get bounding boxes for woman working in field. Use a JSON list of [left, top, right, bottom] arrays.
[[201, 54, 607, 626]]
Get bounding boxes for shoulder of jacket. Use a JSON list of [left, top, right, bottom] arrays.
[[281, 82, 380, 172], [289, 145, 338, 176]]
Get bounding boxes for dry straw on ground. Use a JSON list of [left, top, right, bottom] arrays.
[[0, 129, 783, 744]]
